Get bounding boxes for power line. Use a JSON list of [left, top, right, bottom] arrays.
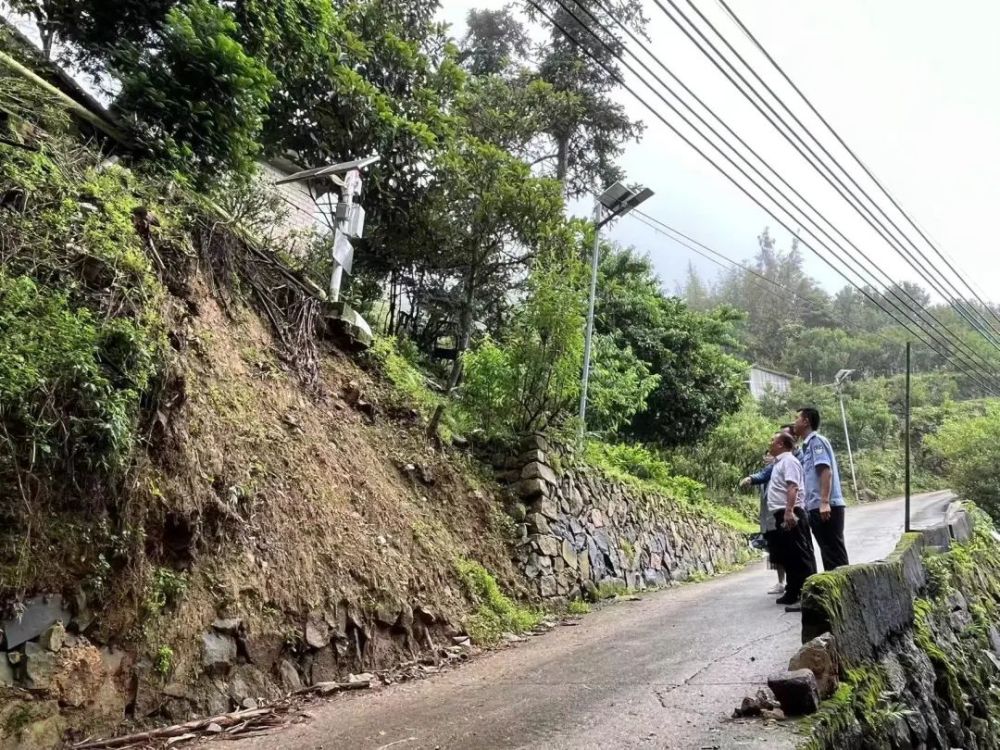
[[628, 209, 938, 355], [536, 0, 1000, 392], [713, 0, 1000, 336], [655, 0, 1000, 352], [528, 0, 1000, 394], [578, 0, 1000, 375]]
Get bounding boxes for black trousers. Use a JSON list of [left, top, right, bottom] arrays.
[[809, 505, 849, 571], [772, 508, 816, 601]]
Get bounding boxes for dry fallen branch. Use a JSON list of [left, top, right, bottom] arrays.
[[71, 681, 372, 749], [294, 679, 373, 697], [70, 707, 275, 749]]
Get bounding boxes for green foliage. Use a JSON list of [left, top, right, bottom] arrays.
[[370, 335, 443, 419], [595, 246, 748, 447], [0, 146, 165, 509], [566, 599, 590, 615], [459, 336, 517, 439], [670, 400, 775, 492], [587, 335, 660, 436], [460, 254, 586, 442], [115, 0, 276, 185], [456, 558, 540, 645], [925, 402, 1000, 519], [584, 440, 756, 534], [154, 645, 174, 677], [0, 275, 138, 480], [147, 567, 189, 614]]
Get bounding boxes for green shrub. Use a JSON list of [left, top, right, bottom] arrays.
[[154, 645, 174, 677], [670, 400, 775, 492], [925, 402, 1000, 519], [0, 275, 151, 484], [456, 558, 540, 645], [146, 567, 189, 616], [585, 440, 756, 534], [459, 258, 585, 443]]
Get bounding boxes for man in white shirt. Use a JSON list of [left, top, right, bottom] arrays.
[[766, 431, 817, 606]]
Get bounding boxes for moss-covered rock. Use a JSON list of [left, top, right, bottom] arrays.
[[803, 507, 1000, 749]]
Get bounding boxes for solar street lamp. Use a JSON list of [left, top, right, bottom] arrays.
[[579, 182, 654, 440]]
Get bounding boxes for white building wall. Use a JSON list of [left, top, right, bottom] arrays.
[[258, 161, 333, 256], [749, 367, 792, 400]]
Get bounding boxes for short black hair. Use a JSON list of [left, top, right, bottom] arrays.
[[797, 407, 821, 431], [776, 432, 795, 451]]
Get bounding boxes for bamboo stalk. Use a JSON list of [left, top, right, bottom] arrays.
[[0, 49, 126, 142]]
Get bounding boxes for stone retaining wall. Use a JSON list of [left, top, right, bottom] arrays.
[[496, 436, 751, 600], [799, 501, 1000, 749]]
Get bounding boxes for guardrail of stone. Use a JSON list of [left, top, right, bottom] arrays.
[[800, 501, 973, 669]]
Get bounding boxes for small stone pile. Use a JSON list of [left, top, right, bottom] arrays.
[[496, 435, 750, 600]]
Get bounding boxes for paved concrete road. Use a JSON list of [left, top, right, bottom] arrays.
[[227, 491, 955, 750]]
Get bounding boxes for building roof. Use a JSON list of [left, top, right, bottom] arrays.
[[750, 364, 795, 380], [0, 18, 126, 143]]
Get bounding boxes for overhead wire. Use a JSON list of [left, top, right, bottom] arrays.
[[713, 0, 1000, 335], [654, 0, 1000, 351], [533, 0, 1000, 393], [577, 0, 1000, 374], [628, 208, 926, 355]]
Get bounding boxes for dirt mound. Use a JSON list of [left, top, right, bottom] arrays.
[[133, 273, 524, 701], [1, 268, 526, 744]]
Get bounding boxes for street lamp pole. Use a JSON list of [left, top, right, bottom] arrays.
[[834, 369, 860, 503], [578, 182, 653, 442], [578, 200, 603, 436]]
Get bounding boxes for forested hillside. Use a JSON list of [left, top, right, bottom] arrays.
[[5, 0, 1000, 745], [674, 229, 1000, 508]]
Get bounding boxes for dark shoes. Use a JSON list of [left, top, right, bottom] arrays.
[[775, 593, 799, 606]]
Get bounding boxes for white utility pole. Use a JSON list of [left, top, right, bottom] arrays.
[[578, 199, 603, 434], [834, 369, 860, 502]]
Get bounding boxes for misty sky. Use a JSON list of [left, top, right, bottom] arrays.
[[440, 1, 1000, 301]]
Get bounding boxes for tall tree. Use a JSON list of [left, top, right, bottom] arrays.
[[594, 245, 748, 446], [459, 6, 529, 76], [713, 229, 832, 365], [524, 0, 646, 196], [678, 261, 712, 311]]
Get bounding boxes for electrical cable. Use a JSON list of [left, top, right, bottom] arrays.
[[537, 0, 1000, 391], [713, 0, 1000, 336], [528, 0, 1000, 394]]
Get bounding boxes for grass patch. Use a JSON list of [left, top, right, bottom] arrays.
[[584, 440, 757, 534], [456, 558, 541, 646], [595, 579, 628, 599], [369, 335, 465, 441], [566, 600, 590, 615]]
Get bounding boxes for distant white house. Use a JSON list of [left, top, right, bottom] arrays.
[[748, 365, 793, 400]]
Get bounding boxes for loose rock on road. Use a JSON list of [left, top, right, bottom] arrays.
[[223, 490, 955, 750]]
